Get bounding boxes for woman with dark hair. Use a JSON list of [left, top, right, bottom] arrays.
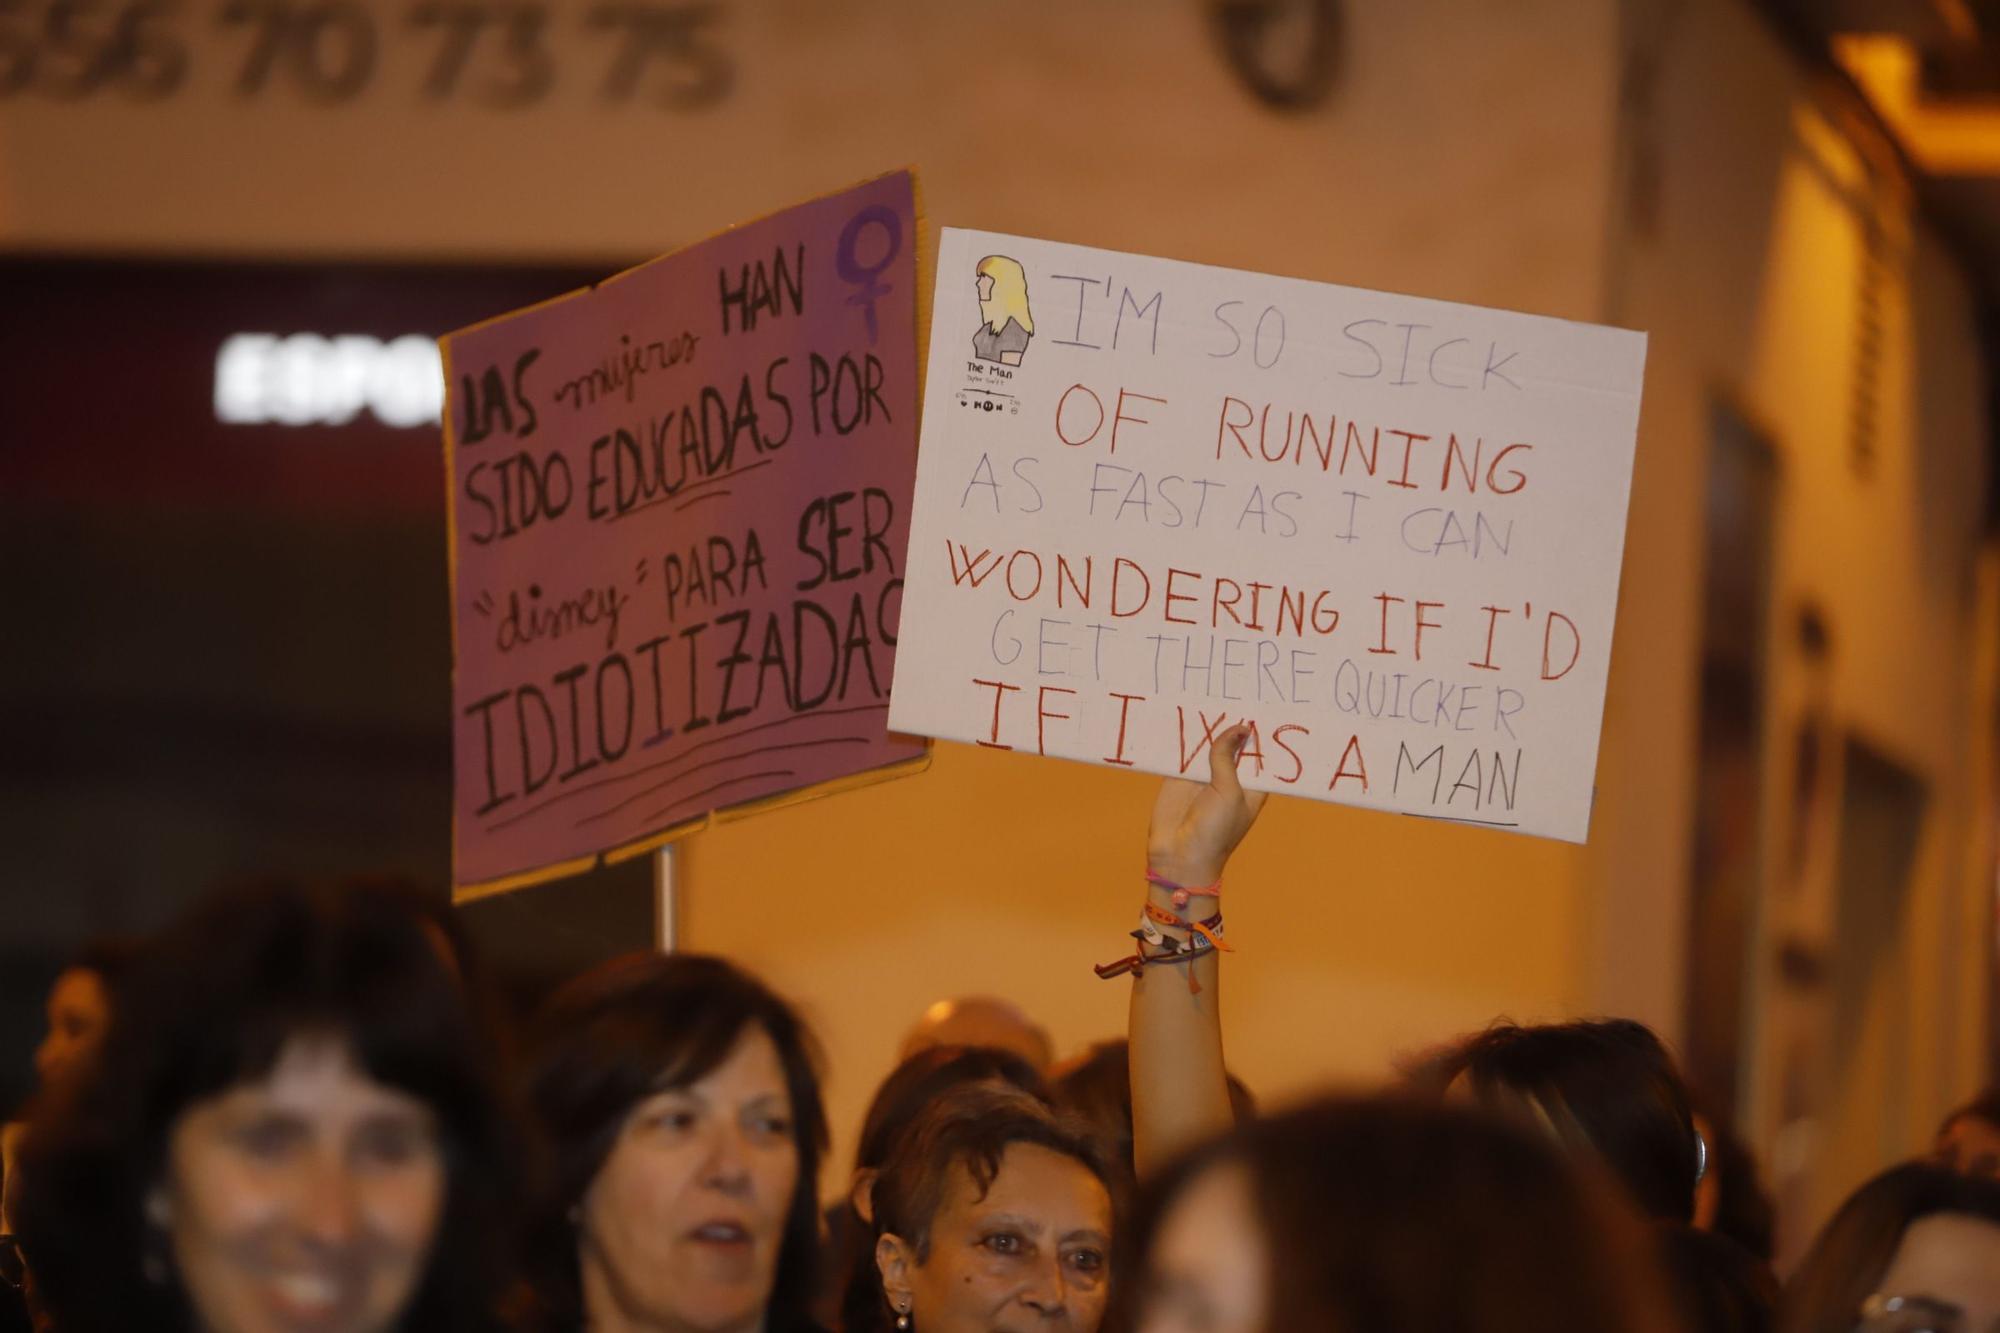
[[1656, 1225, 1776, 1333], [1780, 1163, 2000, 1333], [30, 935, 141, 1097], [816, 1047, 1048, 1326], [850, 1083, 1113, 1333], [852, 1047, 1050, 1209], [1441, 1017, 1704, 1223], [1128, 1097, 1675, 1333], [12, 877, 519, 1333], [516, 953, 828, 1333], [4, 934, 143, 1333]]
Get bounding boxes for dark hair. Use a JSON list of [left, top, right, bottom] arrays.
[[1126, 1096, 1666, 1333], [1936, 1088, 2000, 1141], [517, 953, 827, 1333], [60, 936, 144, 993], [1780, 1163, 2000, 1333], [843, 1082, 1111, 1333], [1442, 1018, 1701, 1222], [1050, 1039, 1255, 1200], [809, 1046, 1048, 1330], [1658, 1226, 1777, 1333], [21, 934, 146, 1112], [13, 877, 520, 1333], [857, 1045, 1048, 1173], [1699, 1108, 1777, 1262]]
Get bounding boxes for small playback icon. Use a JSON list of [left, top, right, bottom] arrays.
[[956, 388, 1019, 415]]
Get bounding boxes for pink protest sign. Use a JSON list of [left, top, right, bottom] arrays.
[[443, 171, 924, 897]]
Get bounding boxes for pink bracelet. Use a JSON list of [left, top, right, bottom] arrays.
[[1146, 869, 1222, 911]]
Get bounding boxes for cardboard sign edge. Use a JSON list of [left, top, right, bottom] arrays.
[[444, 166, 925, 896]]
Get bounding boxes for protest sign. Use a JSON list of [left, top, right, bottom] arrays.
[[445, 171, 925, 897], [888, 229, 1646, 842]]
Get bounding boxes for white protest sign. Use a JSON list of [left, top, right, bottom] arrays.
[[888, 229, 1645, 842]]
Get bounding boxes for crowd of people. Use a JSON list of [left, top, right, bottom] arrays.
[[2, 729, 1997, 1333]]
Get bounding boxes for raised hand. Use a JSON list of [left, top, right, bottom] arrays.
[[1147, 722, 1269, 888]]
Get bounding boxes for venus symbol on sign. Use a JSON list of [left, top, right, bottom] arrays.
[[837, 204, 902, 345]]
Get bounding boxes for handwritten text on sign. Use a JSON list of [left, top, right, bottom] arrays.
[[888, 229, 1645, 842], [445, 171, 923, 890]]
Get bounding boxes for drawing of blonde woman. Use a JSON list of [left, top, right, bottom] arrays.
[[973, 255, 1034, 366]]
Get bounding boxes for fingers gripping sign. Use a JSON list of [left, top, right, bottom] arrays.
[[1148, 723, 1269, 889]]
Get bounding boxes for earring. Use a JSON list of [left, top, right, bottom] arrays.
[[896, 1298, 912, 1331], [139, 1197, 171, 1286], [139, 1226, 172, 1287]]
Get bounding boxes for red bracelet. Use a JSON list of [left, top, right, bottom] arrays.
[[1144, 903, 1231, 955], [1093, 947, 1215, 993], [1094, 910, 1229, 995], [1147, 869, 1222, 911]]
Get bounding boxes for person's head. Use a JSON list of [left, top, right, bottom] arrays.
[[1781, 1163, 2000, 1333], [861, 1083, 1113, 1333], [851, 1046, 1048, 1217], [814, 1047, 1049, 1329], [520, 953, 826, 1333], [1441, 1018, 1702, 1223], [13, 878, 517, 1333], [1935, 1090, 2000, 1179], [973, 257, 1035, 336], [32, 936, 140, 1094], [1658, 1226, 1777, 1333], [1129, 1096, 1671, 1333], [899, 997, 1053, 1074]]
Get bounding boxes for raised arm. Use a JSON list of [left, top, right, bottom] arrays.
[[1127, 723, 1266, 1177]]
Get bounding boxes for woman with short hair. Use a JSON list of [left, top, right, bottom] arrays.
[[850, 1082, 1113, 1333], [816, 1046, 1049, 1327]]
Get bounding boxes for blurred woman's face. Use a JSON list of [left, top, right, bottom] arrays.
[[882, 1142, 1112, 1333], [152, 1037, 446, 1333], [1860, 1213, 2000, 1332], [579, 1024, 799, 1333], [978, 274, 997, 303], [34, 966, 112, 1091], [1138, 1161, 1267, 1333]]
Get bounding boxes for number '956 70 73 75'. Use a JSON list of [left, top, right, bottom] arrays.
[[0, 1, 731, 107]]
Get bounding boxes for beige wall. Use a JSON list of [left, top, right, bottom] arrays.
[[7, 0, 1993, 1233], [2, 0, 1632, 1181], [643, 0, 1633, 1187], [1, 0, 1620, 303]]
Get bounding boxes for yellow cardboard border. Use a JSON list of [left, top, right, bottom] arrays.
[[600, 812, 715, 865], [911, 171, 933, 423], [451, 852, 602, 905], [446, 168, 929, 905]]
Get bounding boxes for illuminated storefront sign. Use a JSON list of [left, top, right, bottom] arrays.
[[213, 332, 443, 428]]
